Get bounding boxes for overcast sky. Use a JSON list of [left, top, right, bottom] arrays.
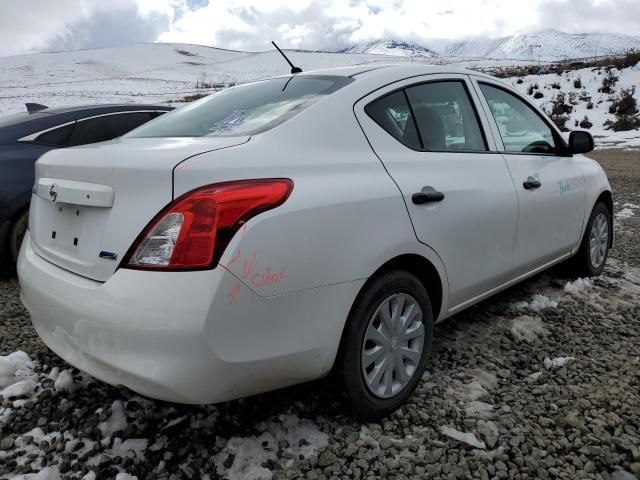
[[1, 0, 638, 57]]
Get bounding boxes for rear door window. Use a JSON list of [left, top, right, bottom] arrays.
[[68, 112, 154, 146], [365, 90, 421, 149]]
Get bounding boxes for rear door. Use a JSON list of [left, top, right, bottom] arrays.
[[471, 78, 586, 273], [355, 74, 519, 309]]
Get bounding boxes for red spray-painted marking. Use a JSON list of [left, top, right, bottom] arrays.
[[239, 223, 248, 240], [228, 282, 241, 304], [241, 251, 257, 279], [225, 250, 241, 268], [252, 267, 287, 288], [226, 249, 287, 304]]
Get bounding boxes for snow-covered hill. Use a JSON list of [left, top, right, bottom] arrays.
[[335, 30, 640, 61], [475, 30, 640, 62], [506, 63, 640, 149], [335, 40, 438, 57], [0, 42, 535, 116]]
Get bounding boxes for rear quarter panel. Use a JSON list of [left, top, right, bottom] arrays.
[[173, 91, 449, 315]]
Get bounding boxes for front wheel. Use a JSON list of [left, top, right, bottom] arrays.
[[570, 202, 611, 277], [338, 270, 433, 419]]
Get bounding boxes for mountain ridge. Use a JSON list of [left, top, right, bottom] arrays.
[[329, 30, 640, 61]]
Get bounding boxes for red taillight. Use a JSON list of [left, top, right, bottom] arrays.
[[122, 179, 293, 271]]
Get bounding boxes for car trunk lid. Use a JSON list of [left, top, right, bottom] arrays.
[[29, 136, 249, 281]]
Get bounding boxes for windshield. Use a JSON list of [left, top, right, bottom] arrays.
[[126, 75, 353, 138]]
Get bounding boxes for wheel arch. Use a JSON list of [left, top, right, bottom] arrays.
[[332, 251, 445, 381], [369, 254, 444, 321]]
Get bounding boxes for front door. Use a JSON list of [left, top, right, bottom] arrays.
[[355, 75, 519, 309], [473, 80, 587, 273]]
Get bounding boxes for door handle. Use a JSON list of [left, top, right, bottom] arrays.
[[523, 177, 542, 190], [412, 186, 445, 205]]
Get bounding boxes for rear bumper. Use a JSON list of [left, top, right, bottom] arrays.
[[18, 233, 362, 404]]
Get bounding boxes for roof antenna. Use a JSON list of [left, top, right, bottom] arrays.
[[272, 41, 302, 74]]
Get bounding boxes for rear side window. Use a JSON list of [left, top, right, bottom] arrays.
[[479, 83, 558, 154], [68, 112, 154, 146], [33, 123, 74, 146], [365, 91, 421, 149], [405, 81, 487, 151], [127, 75, 353, 138]]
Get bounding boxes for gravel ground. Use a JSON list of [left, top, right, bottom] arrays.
[[1, 149, 639, 480]]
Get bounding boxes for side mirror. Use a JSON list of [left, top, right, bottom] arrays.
[[568, 131, 594, 154]]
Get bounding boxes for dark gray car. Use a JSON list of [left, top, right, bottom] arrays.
[[0, 103, 173, 264]]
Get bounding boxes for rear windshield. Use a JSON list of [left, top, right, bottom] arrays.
[[126, 75, 353, 138]]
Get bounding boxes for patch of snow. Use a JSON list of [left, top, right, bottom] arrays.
[[215, 414, 328, 480], [0, 351, 35, 390], [564, 278, 594, 294], [1, 379, 37, 399], [98, 400, 128, 437], [510, 315, 549, 342], [216, 432, 275, 480], [439, 425, 486, 449], [514, 294, 558, 312], [53, 370, 74, 392], [616, 208, 635, 220], [115, 474, 138, 480], [273, 414, 329, 458], [544, 357, 575, 369], [110, 438, 148, 462]]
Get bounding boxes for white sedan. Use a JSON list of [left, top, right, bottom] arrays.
[[18, 65, 612, 418]]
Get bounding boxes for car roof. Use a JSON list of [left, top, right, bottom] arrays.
[[296, 64, 496, 80]]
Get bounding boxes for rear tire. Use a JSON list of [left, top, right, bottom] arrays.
[[8, 210, 28, 264], [569, 202, 611, 277], [338, 270, 433, 419]]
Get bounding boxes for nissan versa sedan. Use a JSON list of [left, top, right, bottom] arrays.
[[18, 65, 612, 418], [0, 103, 173, 264]]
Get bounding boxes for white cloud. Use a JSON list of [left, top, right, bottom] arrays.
[[0, 0, 176, 56], [0, 0, 638, 56]]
